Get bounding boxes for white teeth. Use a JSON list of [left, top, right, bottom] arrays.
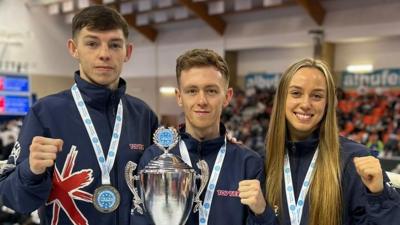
[[296, 113, 311, 120]]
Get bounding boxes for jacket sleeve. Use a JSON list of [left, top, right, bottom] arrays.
[[151, 113, 159, 138], [0, 108, 53, 213], [149, 111, 159, 145], [344, 154, 400, 225], [245, 151, 279, 225], [247, 207, 279, 225], [363, 174, 400, 225]]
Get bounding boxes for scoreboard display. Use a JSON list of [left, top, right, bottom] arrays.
[[0, 74, 31, 115], [0, 95, 30, 114], [0, 75, 29, 92]]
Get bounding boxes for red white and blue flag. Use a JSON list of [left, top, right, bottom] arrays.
[[46, 146, 94, 225]]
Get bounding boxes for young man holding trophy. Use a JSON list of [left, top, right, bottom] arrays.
[[130, 49, 274, 225]]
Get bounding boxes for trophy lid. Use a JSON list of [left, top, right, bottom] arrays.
[[143, 153, 193, 171]]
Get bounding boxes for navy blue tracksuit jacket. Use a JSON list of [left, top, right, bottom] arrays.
[[278, 134, 400, 225], [0, 72, 158, 225]]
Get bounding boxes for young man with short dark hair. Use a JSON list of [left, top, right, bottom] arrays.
[[0, 5, 158, 225]]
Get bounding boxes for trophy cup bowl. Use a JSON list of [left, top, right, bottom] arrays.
[[125, 127, 209, 225]]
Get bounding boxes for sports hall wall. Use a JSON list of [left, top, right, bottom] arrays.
[[1, 0, 400, 115]]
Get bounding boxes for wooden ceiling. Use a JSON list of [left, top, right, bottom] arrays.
[[36, 0, 326, 42]]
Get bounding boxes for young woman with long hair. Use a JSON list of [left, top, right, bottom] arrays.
[[246, 58, 399, 225]]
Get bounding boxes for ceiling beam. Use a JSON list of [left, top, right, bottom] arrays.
[[177, 0, 226, 35], [123, 14, 158, 42], [295, 0, 325, 25], [92, 0, 104, 5], [91, 0, 158, 42]]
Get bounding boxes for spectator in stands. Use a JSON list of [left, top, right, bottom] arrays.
[[0, 119, 22, 160], [246, 58, 400, 225], [366, 132, 384, 156], [0, 135, 16, 160], [385, 133, 400, 157]]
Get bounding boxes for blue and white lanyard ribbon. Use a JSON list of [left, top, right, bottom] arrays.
[[71, 84, 123, 185], [284, 147, 318, 225], [179, 138, 227, 225]]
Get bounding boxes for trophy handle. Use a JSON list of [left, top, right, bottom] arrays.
[[193, 160, 209, 213], [124, 161, 144, 215]]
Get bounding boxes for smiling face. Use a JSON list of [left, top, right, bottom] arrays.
[[285, 67, 327, 141], [68, 27, 133, 90], [176, 66, 233, 140]]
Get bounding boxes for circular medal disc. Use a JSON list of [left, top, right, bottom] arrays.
[[153, 127, 179, 151], [157, 129, 174, 148], [93, 185, 120, 213]]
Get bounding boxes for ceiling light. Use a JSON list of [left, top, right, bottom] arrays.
[[346, 64, 373, 73], [159, 86, 176, 95]]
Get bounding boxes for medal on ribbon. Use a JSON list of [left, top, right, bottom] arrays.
[[93, 185, 121, 213], [71, 84, 123, 213]]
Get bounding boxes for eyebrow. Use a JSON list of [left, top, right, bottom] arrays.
[[183, 84, 220, 89], [82, 35, 124, 42], [288, 85, 325, 92], [204, 84, 220, 89]]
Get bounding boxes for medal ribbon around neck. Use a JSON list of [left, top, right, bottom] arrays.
[[284, 147, 319, 225], [179, 138, 227, 225], [71, 84, 123, 185]]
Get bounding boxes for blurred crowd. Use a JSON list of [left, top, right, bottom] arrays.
[[222, 87, 400, 159], [222, 88, 274, 158], [337, 89, 400, 158]]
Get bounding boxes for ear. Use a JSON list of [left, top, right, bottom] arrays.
[[67, 39, 79, 59], [175, 88, 183, 107], [223, 87, 233, 108], [124, 43, 134, 62]]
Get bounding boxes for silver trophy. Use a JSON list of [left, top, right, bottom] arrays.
[[125, 127, 209, 225]]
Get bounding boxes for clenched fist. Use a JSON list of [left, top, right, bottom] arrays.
[[353, 156, 384, 194], [238, 179, 266, 215], [29, 136, 63, 175]]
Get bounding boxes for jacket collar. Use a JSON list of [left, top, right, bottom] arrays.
[[74, 71, 126, 109], [286, 130, 320, 155], [178, 123, 226, 156]]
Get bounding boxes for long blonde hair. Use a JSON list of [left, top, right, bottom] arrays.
[[265, 58, 341, 225]]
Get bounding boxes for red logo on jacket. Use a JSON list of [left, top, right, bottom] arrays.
[[216, 190, 240, 197], [129, 143, 144, 151]]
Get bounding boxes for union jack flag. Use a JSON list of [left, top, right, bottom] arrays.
[[46, 146, 94, 225]]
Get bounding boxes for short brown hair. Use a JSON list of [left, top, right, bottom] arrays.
[[72, 5, 129, 39], [176, 49, 229, 87]]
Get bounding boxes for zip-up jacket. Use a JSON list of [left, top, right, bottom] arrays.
[[133, 124, 276, 225], [0, 72, 158, 225], [274, 134, 400, 225]]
